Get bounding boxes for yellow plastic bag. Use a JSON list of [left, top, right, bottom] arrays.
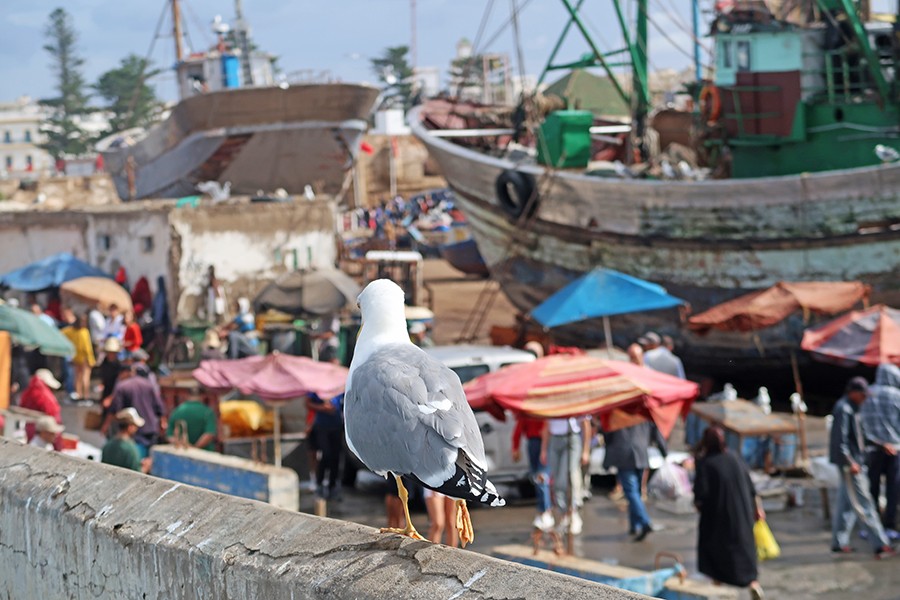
[[754, 519, 781, 561]]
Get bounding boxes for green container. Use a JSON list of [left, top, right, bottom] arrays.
[[536, 110, 593, 168]]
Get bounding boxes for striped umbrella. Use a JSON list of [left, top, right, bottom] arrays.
[[801, 304, 900, 367], [463, 354, 698, 437]]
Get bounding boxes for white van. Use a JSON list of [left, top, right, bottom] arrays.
[[424, 344, 537, 484]]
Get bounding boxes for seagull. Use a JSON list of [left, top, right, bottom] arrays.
[[344, 279, 504, 546], [875, 144, 900, 163]]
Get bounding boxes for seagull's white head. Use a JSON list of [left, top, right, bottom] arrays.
[[354, 279, 411, 351]]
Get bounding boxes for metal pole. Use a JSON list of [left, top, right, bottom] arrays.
[[692, 0, 702, 81], [171, 0, 184, 63], [603, 316, 614, 358], [273, 404, 282, 468]]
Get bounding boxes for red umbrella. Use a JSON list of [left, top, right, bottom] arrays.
[[688, 281, 870, 334], [463, 354, 698, 438], [193, 353, 348, 467], [193, 353, 348, 401], [801, 304, 900, 367]]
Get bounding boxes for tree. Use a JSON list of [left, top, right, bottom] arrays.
[[448, 54, 486, 96], [93, 55, 162, 134], [39, 8, 91, 158], [370, 46, 414, 110]]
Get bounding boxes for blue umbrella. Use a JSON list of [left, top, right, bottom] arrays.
[[530, 268, 686, 355], [0, 252, 112, 292]]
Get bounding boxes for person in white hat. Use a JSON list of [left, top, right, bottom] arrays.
[[29, 415, 64, 450], [101, 408, 150, 473], [19, 368, 62, 443]]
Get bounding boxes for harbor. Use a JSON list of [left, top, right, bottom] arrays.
[[3, 1, 900, 599]]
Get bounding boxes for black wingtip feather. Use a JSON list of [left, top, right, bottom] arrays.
[[411, 458, 506, 507]]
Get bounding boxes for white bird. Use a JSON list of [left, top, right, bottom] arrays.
[[875, 144, 900, 163], [790, 392, 808, 415], [344, 279, 504, 546], [303, 184, 316, 200], [755, 386, 771, 415]]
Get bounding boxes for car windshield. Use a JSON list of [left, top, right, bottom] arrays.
[[451, 364, 490, 384]]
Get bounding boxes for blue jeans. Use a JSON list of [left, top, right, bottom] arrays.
[[833, 466, 890, 551], [618, 468, 651, 532], [867, 449, 900, 529], [63, 358, 75, 395], [527, 437, 551, 514]]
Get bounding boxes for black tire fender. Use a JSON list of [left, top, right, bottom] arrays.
[[495, 169, 537, 219]]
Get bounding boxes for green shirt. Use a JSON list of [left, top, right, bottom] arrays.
[[166, 400, 217, 451], [101, 437, 142, 471]]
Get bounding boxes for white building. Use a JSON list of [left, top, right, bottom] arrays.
[[0, 96, 112, 178], [0, 97, 53, 177]]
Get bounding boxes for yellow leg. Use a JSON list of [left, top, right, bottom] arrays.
[[455, 499, 474, 547], [380, 476, 428, 541]]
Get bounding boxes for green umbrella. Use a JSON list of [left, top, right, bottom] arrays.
[[0, 303, 74, 357]]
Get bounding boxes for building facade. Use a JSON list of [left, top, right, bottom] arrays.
[[0, 97, 53, 177]]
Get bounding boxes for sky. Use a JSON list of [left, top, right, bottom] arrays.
[[1, 0, 708, 104]]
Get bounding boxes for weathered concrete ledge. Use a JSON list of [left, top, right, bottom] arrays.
[[0, 441, 647, 599]]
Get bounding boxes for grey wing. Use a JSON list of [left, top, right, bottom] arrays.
[[344, 345, 486, 486]]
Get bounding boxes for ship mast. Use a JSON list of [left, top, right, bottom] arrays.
[[540, 0, 649, 163], [171, 0, 184, 63], [234, 0, 255, 86]]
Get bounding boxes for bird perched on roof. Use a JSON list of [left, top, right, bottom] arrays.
[[344, 279, 504, 546]]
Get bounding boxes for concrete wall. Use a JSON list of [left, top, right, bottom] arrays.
[[0, 199, 340, 322], [170, 201, 339, 319], [0, 441, 645, 600]]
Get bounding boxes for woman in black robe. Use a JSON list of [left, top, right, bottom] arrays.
[[693, 426, 765, 600]]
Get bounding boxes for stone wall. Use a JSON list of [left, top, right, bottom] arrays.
[[0, 440, 646, 599]]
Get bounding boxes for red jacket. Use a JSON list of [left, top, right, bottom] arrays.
[[19, 376, 61, 442], [512, 416, 545, 453], [124, 322, 143, 352]]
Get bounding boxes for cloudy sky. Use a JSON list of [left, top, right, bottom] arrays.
[[1, 0, 706, 104]]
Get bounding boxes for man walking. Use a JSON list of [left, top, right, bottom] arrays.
[[861, 364, 900, 538], [830, 376, 894, 557], [603, 421, 668, 541], [640, 332, 685, 379]]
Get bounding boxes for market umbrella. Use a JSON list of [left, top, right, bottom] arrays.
[[60, 277, 133, 313], [193, 353, 349, 466], [688, 281, 870, 334], [463, 354, 699, 438], [801, 304, 900, 367], [253, 268, 361, 316], [0, 303, 74, 357], [0, 252, 112, 292], [530, 268, 686, 357]]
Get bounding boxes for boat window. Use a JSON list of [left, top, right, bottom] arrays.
[[736, 41, 751, 72], [722, 40, 732, 69]]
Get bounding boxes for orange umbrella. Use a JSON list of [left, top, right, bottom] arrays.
[[688, 281, 869, 334], [801, 304, 900, 367], [463, 354, 698, 437], [60, 276, 133, 313]]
